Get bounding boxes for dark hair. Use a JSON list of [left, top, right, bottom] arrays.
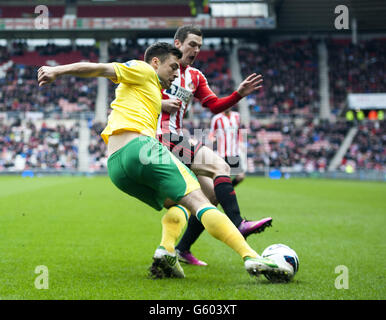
[[174, 25, 203, 43], [144, 42, 182, 63]]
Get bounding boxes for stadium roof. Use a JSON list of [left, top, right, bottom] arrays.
[[0, 0, 384, 39], [273, 0, 386, 33], [0, 0, 190, 4]]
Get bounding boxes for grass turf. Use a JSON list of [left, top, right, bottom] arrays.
[[0, 176, 385, 300]]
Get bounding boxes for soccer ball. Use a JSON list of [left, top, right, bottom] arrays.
[[261, 244, 299, 283]]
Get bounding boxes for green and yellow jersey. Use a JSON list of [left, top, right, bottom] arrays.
[[101, 60, 162, 144]]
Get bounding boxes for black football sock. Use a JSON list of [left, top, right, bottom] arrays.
[[214, 175, 243, 227], [175, 215, 205, 252], [232, 177, 242, 187]]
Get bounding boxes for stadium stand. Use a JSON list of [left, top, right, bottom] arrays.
[[0, 43, 98, 114], [0, 120, 79, 171], [88, 121, 107, 171], [327, 38, 386, 116], [342, 120, 386, 171], [0, 63, 97, 114], [246, 119, 350, 172], [238, 39, 319, 117], [189, 43, 235, 125], [0, 36, 385, 174]]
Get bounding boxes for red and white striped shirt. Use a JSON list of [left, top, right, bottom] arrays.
[[210, 111, 241, 158], [157, 64, 216, 136]]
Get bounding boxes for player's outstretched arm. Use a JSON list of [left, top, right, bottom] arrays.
[[198, 72, 263, 114], [236, 73, 263, 97], [37, 62, 117, 87]]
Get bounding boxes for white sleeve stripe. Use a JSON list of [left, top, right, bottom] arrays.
[[202, 94, 216, 102]]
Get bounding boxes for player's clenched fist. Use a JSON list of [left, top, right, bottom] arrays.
[[37, 66, 57, 87]]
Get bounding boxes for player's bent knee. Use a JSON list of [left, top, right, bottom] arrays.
[[163, 205, 190, 223], [212, 160, 231, 177], [191, 146, 229, 177], [178, 189, 213, 216], [192, 157, 231, 179]]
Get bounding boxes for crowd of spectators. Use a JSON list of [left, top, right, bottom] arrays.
[[0, 40, 235, 118], [34, 43, 99, 60], [239, 39, 319, 117], [342, 120, 385, 172], [0, 63, 97, 114], [0, 119, 79, 171], [247, 119, 350, 172], [189, 43, 235, 125], [194, 44, 235, 96], [88, 121, 108, 171], [0, 42, 98, 114], [1, 117, 383, 173], [0, 41, 27, 63], [1, 38, 385, 117], [328, 38, 386, 116], [0, 46, 11, 65], [0, 39, 385, 173]]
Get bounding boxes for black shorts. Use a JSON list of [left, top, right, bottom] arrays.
[[224, 156, 241, 168], [224, 156, 244, 175], [158, 133, 203, 167]]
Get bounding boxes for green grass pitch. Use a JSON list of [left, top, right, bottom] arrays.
[[0, 175, 385, 300]]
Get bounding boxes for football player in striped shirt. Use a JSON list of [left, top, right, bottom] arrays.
[[158, 25, 272, 266], [210, 108, 246, 187]]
